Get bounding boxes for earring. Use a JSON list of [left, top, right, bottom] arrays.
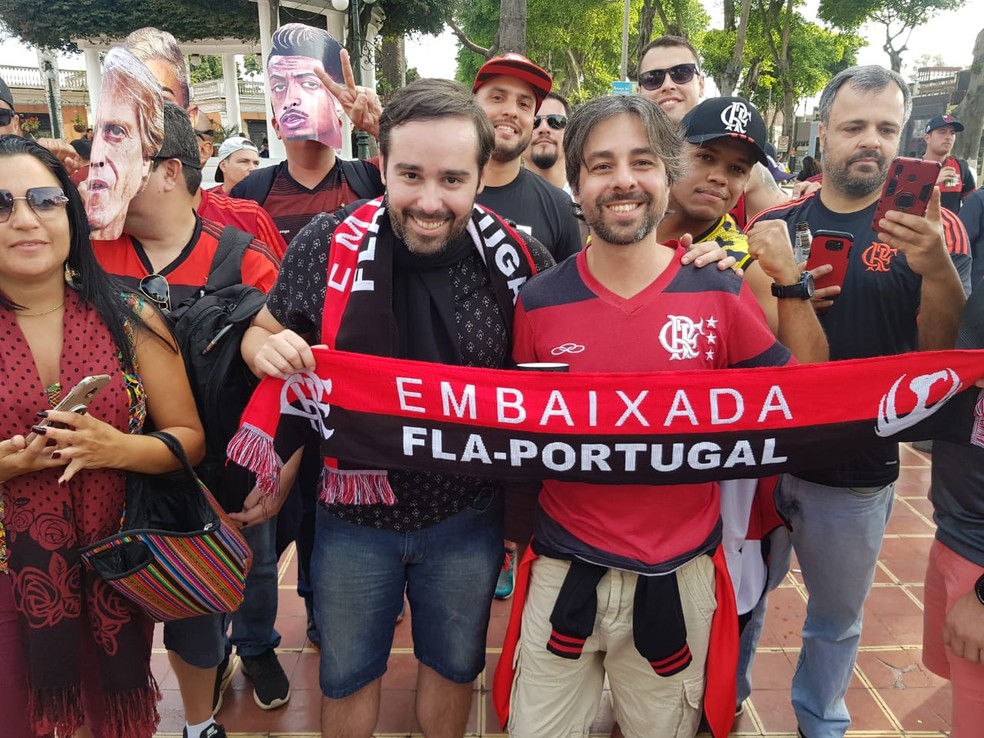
[[65, 262, 79, 284]]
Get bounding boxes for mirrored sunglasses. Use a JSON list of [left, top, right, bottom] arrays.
[[0, 187, 69, 223], [0, 109, 17, 127], [533, 114, 568, 131], [638, 63, 700, 91], [138, 273, 171, 313]]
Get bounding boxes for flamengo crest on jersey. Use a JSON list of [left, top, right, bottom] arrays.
[[660, 315, 719, 361]]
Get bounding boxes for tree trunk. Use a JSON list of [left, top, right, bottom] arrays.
[[498, 0, 527, 54], [953, 26, 984, 171], [379, 36, 405, 93], [632, 0, 660, 79], [720, 0, 753, 96]]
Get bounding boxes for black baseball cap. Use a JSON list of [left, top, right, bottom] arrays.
[[0, 76, 14, 109], [925, 114, 964, 134], [681, 96, 769, 166], [764, 141, 795, 182]]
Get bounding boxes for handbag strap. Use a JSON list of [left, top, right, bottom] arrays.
[[148, 431, 198, 480]]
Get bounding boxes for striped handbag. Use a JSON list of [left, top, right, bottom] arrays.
[[80, 431, 253, 621]]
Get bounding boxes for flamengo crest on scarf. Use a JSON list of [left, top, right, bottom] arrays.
[[228, 347, 984, 501]]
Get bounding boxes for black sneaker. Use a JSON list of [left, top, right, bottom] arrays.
[[211, 653, 235, 716], [182, 723, 226, 738], [240, 648, 290, 709]]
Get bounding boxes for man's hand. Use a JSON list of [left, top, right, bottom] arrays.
[[746, 220, 800, 285], [35, 138, 81, 175], [253, 329, 317, 379], [316, 49, 382, 140], [228, 485, 289, 528], [937, 165, 958, 187], [943, 590, 984, 663], [680, 233, 739, 272], [876, 188, 952, 279]]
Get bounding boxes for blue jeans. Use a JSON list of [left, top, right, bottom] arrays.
[[311, 489, 503, 698], [736, 522, 793, 705], [229, 516, 282, 657], [776, 474, 894, 738]]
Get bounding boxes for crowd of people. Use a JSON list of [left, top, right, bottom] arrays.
[[1, 20, 983, 738]]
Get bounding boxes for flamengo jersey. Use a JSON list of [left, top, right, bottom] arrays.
[[749, 191, 972, 487], [512, 244, 793, 574], [94, 215, 280, 306], [198, 187, 289, 260]]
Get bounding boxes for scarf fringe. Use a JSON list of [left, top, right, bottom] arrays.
[[100, 681, 162, 738], [320, 467, 397, 506], [29, 684, 84, 737], [226, 423, 283, 495]]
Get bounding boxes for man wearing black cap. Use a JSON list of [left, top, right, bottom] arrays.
[[471, 53, 583, 262], [0, 77, 20, 136], [923, 113, 976, 214]]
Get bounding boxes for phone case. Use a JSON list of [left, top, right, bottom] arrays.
[[806, 230, 853, 292], [871, 157, 941, 229], [41, 374, 112, 422]]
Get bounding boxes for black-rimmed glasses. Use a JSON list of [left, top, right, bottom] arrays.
[[0, 187, 69, 223], [534, 114, 568, 131], [638, 63, 700, 91], [0, 109, 17, 127], [139, 273, 171, 313]]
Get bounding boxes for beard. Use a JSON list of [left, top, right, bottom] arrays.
[[491, 129, 533, 164], [823, 147, 889, 199], [585, 190, 665, 245], [530, 141, 559, 170], [387, 201, 471, 256]]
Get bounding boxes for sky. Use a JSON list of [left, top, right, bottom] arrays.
[[1, 4, 980, 85]]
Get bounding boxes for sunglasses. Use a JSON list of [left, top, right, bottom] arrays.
[[139, 273, 171, 313], [638, 63, 700, 91], [0, 187, 69, 224], [533, 114, 568, 131], [0, 109, 17, 127]]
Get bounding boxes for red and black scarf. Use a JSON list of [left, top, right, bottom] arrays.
[[0, 288, 159, 738], [230, 196, 540, 505], [230, 346, 984, 494]]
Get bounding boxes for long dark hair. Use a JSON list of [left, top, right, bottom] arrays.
[[0, 134, 168, 368]]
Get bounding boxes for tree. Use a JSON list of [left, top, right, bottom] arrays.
[[953, 26, 984, 169], [818, 0, 966, 72]]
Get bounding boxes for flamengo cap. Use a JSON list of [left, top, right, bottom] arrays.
[[472, 53, 552, 111], [681, 96, 769, 166], [926, 114, 964, 134]]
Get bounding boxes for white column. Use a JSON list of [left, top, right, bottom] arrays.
[[257, 0, 285, 158], [84, 48, 102, 121], [222, 53, 242, 132]]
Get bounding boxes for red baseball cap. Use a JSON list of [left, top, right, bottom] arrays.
[[472, 53, 552, 111]]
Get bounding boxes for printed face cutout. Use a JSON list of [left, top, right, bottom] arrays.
[[268, 24, 344, 150], [86, 48, 164, 240]]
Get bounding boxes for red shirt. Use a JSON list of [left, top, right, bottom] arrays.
[[94, 215, 280, 307], [198, 188, 289, 260]]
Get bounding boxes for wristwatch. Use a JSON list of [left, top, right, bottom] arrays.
[[771, 272, 815, 300], [975, 573, 984, 606]]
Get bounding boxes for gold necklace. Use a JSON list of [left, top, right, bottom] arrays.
[[19, 302, 65, 317]]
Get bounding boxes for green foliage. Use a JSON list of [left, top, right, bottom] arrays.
[[377, 0, 458, 37], [0, 0, 259, 52], [453, 0, 709, 102], [819, 0, 964, 31], [241, 54, 263, 78], [189, 55, 223, 84]]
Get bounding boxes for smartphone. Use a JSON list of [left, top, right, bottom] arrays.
[[37, 374, 112, 427], [871, 157, 941, 230], [806, 230, 854, 293]]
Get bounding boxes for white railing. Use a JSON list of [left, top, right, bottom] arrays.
[[0, 65, 88, 90]]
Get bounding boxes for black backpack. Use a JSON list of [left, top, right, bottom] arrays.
[[230, 158, 383, 205], [166, 226, 268, 511]]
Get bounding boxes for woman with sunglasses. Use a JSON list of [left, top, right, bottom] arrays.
[[0, 135, 204, 738]]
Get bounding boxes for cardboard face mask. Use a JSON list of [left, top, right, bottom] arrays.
[[267, 23, 344, 150], [86, 48, 164, 240]]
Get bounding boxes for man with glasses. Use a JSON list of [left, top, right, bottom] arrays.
[[92, 105, 280, 738], [524, 92, 572, 193], [0, 78, 21, 136], [637, 35, 787, 225]]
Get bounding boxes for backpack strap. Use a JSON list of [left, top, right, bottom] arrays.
[[207, 226, 256, 290], [339, 158, 383, 200]]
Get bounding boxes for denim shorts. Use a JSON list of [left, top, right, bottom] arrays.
[[311, 488, 503, 698], [163, 611, 226, 669]]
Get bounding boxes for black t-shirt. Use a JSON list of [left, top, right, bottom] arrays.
[[752, 192, 972, 487], [267, 209, 553, 531], [477, 168, 583, 262]]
